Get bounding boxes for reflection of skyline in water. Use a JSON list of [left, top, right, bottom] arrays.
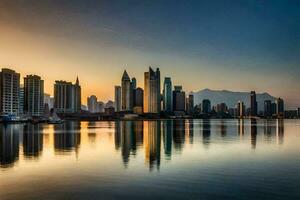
[[54, 121, 81, 155], [0, 124, 20, 168], [202, 119, 211, 148], [23, 124, 43, 159], [251, 119, 257, 149], [0, 119, 287, 169]]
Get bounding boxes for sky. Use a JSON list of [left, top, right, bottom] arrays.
[[0, 0, 299, 108]]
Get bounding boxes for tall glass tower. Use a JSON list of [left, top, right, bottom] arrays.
[[163, 77, 172, 113]]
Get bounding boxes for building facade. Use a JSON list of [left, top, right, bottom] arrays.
[[24, 75, 44, 117], [163, 77, 172, 113], [202, 99, 211, 114], [276, 98, 284, 117], [173, 86, 185, 112], [237, 101, 245, 118], [250, 91, 257, 117], [187, 93, 194, 115], [19, 85, 24, 115], [264, 100, 272, 118], [114, 86, 121, 112], [133, 87, 144, 114], [87, 95, 98, 113], [121, 70, 132, 111], [54, 77, 81, 113], [144, 67, 161, 113], [0, 68, 20, 116]]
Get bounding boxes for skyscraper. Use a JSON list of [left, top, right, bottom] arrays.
[[144, 67, 161, 113], [276, 98, 284, 118], [133, 87, 144, 114], [87, 95, 98, 113], [121, 70, 132, 111], [97, 101, 105, 113], [264, 100, 272, 118], [250, 91, 257, 117], [19, 85, 24, 115], [237, 101, 245, 118], [163, 77, 172, 113], [54, 77, 81, 113], [24, 75, 44, 117], [187, 93, 194, 115], [202, 99, 211, 114], [0, 68, 20, 116], [44, 93, 54, 110], [114, 86, 121, 112], [131, 77, 137, 109], [172, 86, 185, 112]]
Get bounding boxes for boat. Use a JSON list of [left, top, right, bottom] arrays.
[[1, 114, 22, 123], [48, 111, 64, 124], [48, 118, 64, 124]]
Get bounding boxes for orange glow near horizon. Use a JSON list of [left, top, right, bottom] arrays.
[[0, 23, 299, 107]]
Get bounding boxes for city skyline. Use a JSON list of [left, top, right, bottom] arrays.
[[0, 0, 299, 108]]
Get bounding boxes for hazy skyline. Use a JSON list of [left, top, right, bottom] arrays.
[[0, 0, 299, 108]]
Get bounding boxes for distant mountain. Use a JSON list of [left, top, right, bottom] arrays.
[[194, 89, 276, 111]]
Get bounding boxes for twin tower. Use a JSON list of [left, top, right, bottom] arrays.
[[115, 67, 161, 114]]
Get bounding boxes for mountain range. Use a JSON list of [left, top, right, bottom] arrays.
[[193, 89, 276, 112]]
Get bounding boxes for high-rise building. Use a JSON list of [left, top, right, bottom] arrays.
[[54, 77, 81, 113], [87, 95, 98, 113], [264, 100, 272, 118], [202, 99, 211, 114], [215, 103, 228, 114], [187, 93, 194, 115], [237, 101, 245, 118], [121, 70, 132, 111], [0, 68, 20, 116], [173, 86, 185, 112], [250, 91, 257, 117], [44, 93, 54, 110], [163, 77, 172, 113], [19, 85, 24, 115], [114, 86, 121, 112], [133, 87, 144, 114], [130, 77, 137, 109], [105, 100, 114, 109], [271, 102, 277, 116], [24, 75, 44, 117], [134, 87, 144, 107], [298, 108, 300, 118], [144, 67, 161, 113], [276, 98, 284, 117], [97, 101, 105, 113]]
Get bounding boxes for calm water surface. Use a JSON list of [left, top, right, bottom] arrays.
[[0, 119, 300, 200]]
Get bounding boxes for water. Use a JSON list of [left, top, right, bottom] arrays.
[[0, 119, 300, 200]]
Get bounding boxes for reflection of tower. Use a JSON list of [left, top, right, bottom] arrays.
[[134, 121, 143, 148], [264, 120, 276, 143], [121, 121, 135, 165], [0, 124, 20, 168], [163, 120, 173, 158], [238, 119, 244, 135], [54, 121, 81, 154], [87, 122, 97, 144], [115, 121, 143, 167], [173, 120, 185, 151], [114, 121, 121, 150], [144, 121, 161, 170], [220, 120, 227, 137], [187, 119, 194, 144], [250, 119, 257, 149], [277, 119, 284, 145], [23, 124, 43, 158], [202, 119, 211, 148]]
